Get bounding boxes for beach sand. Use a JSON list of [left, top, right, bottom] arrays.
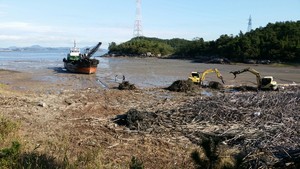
[[0, 58, 299, 168]]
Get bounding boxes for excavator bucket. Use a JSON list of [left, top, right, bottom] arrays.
[[220, 76, 225, 84], [230, 67, 250, 79]]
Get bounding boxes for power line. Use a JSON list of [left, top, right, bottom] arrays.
[[133, 0, 143, 37], [247, 15, 252, 32]]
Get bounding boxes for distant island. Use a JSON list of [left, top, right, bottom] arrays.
[[0, 45, 69, 52], [107, 21, 300, 64], [0, 45, 107, 54]]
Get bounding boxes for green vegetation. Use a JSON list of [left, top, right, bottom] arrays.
[[0, 83, 8, 91], [108, 21, 300, 63], [0, 116, 144, 169], [129, 156, 144, 169], [0, 116, 18, 141], [0, 116, 20, 168], [108, 37, 175, 57], [0, 116, 105, 169], [207, 21, 300, 62], [191, 137, 238, 169]]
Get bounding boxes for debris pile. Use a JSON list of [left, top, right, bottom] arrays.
[[115, 87, 300, 168], [229, 85, 258, 91], [208, 81, 224, 89], [118, 81, 136, 90], [113, 108, 163, 132], [166, 80, 198, 92]]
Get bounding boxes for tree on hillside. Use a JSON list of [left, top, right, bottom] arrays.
[[108, 21, 300, 62], [108, 37, 174, 57]]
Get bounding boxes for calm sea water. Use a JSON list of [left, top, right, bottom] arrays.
[[0, 49, 186, 88], [0, 49, 106, 72], [1, 50, 299, 89]]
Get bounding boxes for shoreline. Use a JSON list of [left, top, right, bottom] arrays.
[[1, 57, 300, 94], [102, 54, 300, 66], [1, 73, 299, 168], [1, 55, 299, 168]]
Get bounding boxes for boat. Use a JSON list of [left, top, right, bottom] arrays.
[[63, 41, 102, 74]]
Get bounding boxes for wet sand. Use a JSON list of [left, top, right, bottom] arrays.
[[1, 57, 299, 93], [99, 57, 300, 87], [1, 58, 299, 168]]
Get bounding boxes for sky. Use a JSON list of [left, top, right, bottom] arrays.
[[0, 0, 299, 49]]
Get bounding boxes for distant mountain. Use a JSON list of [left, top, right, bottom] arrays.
[[0, 46, 68, 52], [99, 48, 108, 53], [8, 46, 18, 49], [28, 45, 43, 49], [1, 45, 107, 53]]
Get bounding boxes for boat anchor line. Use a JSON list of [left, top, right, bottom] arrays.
[[97, 79, 109, 89]]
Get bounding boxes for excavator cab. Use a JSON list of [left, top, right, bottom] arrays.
[[261, 76, 278, 90], [188, 69, 225, 85], [188, 72, 201, 83], [261, 77, 272, 86]]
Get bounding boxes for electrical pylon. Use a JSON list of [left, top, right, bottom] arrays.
[[247, 15, 252, 32], [133, 0, 143, 37]]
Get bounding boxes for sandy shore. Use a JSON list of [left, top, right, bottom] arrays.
[[0, 58, 299, 168], [1, 57, 300, 93]]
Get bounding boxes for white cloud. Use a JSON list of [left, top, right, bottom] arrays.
[[0, 21, 134, 48], [0, 22, 60, 33], [0, 21, 213, 48], [0, 35, 23, 40], [0, 22, 69, 47]]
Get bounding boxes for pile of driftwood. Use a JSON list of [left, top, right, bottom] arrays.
[[166, 80, 224, 92], [118, 81, 136, 90], [115, 86, 300, 168], [166, 80, 199, 92]]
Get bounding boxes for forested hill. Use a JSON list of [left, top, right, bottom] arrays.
[[108, 21, 300, 63]]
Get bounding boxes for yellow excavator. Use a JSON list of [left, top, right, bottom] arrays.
[[230, 67, 278, 90], [188, 68, 225, 85]]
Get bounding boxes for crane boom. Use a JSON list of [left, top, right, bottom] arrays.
[[85, 42, 102, 58]]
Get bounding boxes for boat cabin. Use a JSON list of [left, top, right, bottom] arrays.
[[67, 41, 81, 61]]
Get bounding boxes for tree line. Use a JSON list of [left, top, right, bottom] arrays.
[[108, 21, 300, 63]]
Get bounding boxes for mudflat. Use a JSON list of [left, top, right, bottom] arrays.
[[2, 57, 300, 91], [0, 58, 299, 168]]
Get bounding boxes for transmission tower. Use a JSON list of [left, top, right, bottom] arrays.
[[247, 15, 252, 32], [133, 0, 143, 37]]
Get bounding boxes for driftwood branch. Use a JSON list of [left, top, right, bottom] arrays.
[[113, 86, 300, 168]]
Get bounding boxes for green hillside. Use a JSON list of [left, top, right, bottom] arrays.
[[108, 21, 300, 63]]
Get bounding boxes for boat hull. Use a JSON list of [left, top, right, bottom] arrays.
[[63, 58, 99, 74]]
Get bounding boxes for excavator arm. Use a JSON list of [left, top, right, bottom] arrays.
[[200, 68, 225, 84], [230, 67, 278, 90], [230, 67, 261, 87]]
